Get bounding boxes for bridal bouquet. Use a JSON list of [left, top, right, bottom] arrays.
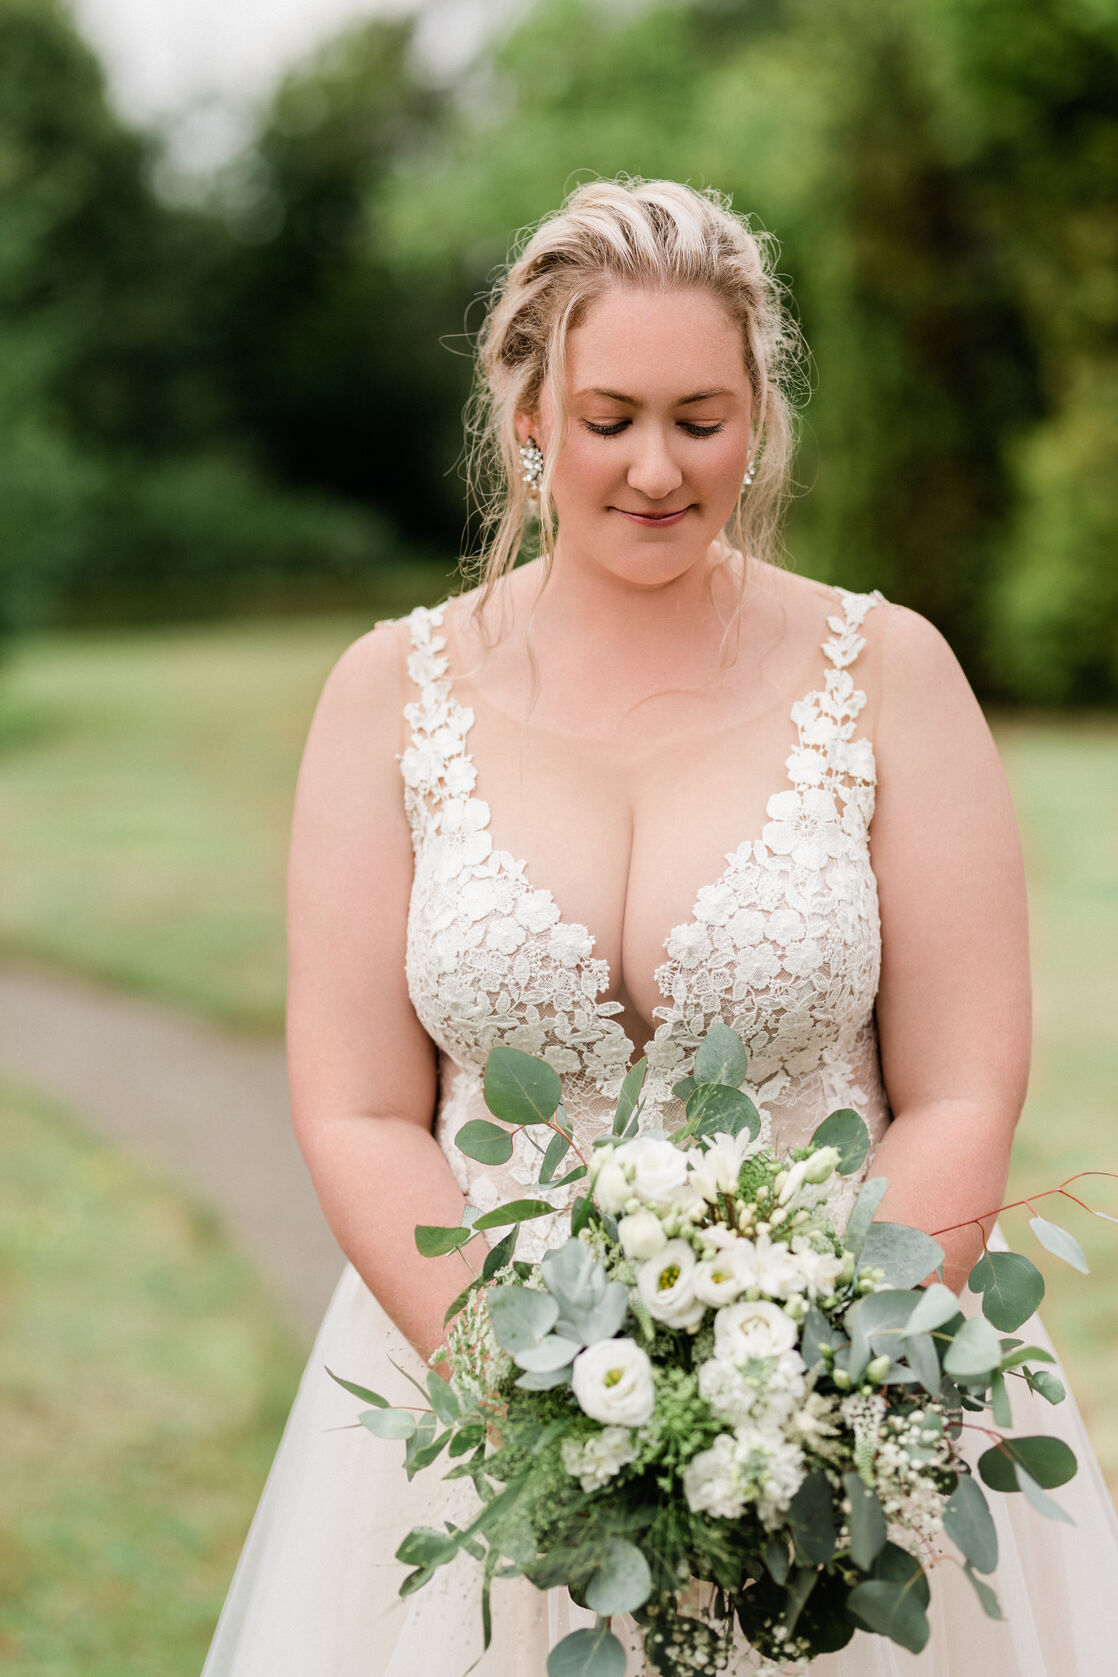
[[334, 1024, 1099, 1676]]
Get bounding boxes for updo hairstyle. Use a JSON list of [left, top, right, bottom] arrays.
[[465, 176, 806, 606]]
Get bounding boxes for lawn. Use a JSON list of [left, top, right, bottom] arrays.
[[0, 1080, 303, 1676]]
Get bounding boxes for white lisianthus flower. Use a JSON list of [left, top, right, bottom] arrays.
[[593, 1160, 630, 1215], [613, 1137, 690, 1208], [692, 1252, 744, 1308], [682, 1433, 747, 1519], [786, 1241, 844, 1299], [735, 1234, 802, 1299], [617, 1209, 668, 1261], [714, 1299, 798, 1360], [561, 1426, 641, 1491], [637, 1239, 706, 1330], [571, 1338, 655, 1426], [687, 1130, 758, 1203]]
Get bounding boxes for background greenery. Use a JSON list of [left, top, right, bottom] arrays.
[[0, 0, 1116, 696], [1, 0, 1115, 1666]]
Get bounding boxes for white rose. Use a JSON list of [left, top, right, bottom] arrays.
[[693, 1253, 744, 1308], [714, 1300, 798, 1360], [637, 1240, 706, 1330], [571, 1338, 655, 1427], [617, 1209, 668, 1261], [593, 1160, 630, 1215], [614, 1136, 690, 1208]]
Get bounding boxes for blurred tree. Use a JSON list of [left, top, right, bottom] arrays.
[[206, 18, 467, 549]]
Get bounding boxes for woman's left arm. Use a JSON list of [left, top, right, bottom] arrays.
[[868, 605, 1032, 1291]]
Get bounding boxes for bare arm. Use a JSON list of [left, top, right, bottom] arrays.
[[286, 623, 471, 1363], [868, 607, 1032, 1291]]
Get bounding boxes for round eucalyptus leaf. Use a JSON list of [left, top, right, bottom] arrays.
[[547, 1626, 628, 1677], [585, 1538, 653, 1615], [810, 1108, 871, 1176], [968, 1249, 1045, 1332], [1026, 1368, 1066, 1405], [513, 1334, 582, 1372], [487, 1284, 559, 1352], [693, 1020, 748, 1089], [904, 1282, 960, 1337], [942, 1315, 1003, 1382], [847, 1579, 930, 1655], [1028, 1215, 1090, 1275], [978, 1435, 1077, 1492], [414, 1223, 473, 1257], [858, 1222, 944, 1289], [485, 1046, 562, 1125], [455, 1119, 515, 1165]]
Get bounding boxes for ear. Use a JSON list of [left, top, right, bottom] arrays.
[[514, 410, 537, 445]]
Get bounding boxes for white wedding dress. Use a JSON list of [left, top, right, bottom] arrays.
[[203, 587, 1118, 1675]]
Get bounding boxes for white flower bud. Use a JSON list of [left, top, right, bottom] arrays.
[[617, 1209, 668, 1262]]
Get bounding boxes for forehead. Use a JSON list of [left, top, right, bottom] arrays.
[[565, 284, 747, 396]]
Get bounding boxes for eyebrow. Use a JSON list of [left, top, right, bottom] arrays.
[[574, 387, 735, 407]]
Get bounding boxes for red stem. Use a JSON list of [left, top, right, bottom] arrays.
[[931, 1171, 1118, 1238]]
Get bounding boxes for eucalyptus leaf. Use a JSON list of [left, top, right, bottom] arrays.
[[426, 1371, 458, 1425], [408, 1430, 452, 1473], [969, 1249, 1045, 1332], [538, 1129, 572, 1184], [844, 1472, 888, 1569], [547, 1625, 628, 1677], [846, 1290, 921, 1383], [614, 1058, 647, 1135], [486, 1285, 559, 1353], [810, 1108, 871, 1176], [859, 1222, 944, 1289], [943, 1315, 1004, 1382], [904, 1283, 961, 1338], [415, 1223, 474, 1257], [903, 1330, 942, 1398], [556, 1282, 628, 1348], [801, 1304, 845, 1374], [1028, 1216, 1090, 1275], [763, 1536, 790, 1584], [455, 1119, 515, 1165], [989, 1370, 1013, 1429], [1025, 1368, 1066, 1405], [1017, 1466, 1075, 1524], [686, 1083, 760, 1140], [694, 1020, 748, 1088], [787, 1469, 836, 1564], [963, 1563, 1004, 1620], [515, 1365, 573, 1390], [872, 1542, 930, 1606], [943, 1474, 999, 1574], [541, 1237, 595, 1304], [513, 1334, 582, 1373], [846, 1579, 930, 1656], [325, 1367, 388, 1408], [585, 1538, 653, 1615], [360, 1407, 417, 1440], [978, 1435, 1077, 1492], [844, 1176, 888, 1260], [442, 1277, 481, 1326], [482, 1227, 518, 1281], [398, 1564, 433, 1598], [484, 1046, 562, 1126], [672, 1075, 698, 1104], [999, 1343, 1056, 1371], [473, 1199, 554, 1231]]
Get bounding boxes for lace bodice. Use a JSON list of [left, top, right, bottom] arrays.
[[399, 587, 892, 1256]]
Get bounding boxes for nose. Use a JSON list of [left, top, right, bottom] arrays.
[[625, 423, 685, 503]]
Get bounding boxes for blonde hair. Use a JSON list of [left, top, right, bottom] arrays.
[[462, 176, 806, 610]]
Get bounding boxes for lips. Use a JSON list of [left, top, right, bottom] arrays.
[[612, 506, 691, 527]]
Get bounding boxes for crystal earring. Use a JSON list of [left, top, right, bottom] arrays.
[[742, 460, 756, 489], [519, 435, 544, 493]]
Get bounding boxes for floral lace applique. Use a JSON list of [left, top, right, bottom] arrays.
[[398, 588, 890, 1254]]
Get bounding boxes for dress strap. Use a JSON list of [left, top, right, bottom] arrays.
[[398, 602, 479, 847], [822, 586, 887, 672]]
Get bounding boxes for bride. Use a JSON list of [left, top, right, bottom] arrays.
[[202, 178, 1118, 1674]]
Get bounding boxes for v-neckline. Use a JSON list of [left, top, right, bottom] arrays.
[[417, 591, 876, 1064]]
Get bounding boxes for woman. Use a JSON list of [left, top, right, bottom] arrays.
[[202, 179, 1118, 1675]]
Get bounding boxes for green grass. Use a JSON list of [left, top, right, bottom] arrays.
[[0, 1080, 303, 1676]]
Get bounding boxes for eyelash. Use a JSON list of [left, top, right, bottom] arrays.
[[583, 420, 726, 438]]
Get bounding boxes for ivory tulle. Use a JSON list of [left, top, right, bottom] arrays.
[[202, 1262, 1118, 1676]]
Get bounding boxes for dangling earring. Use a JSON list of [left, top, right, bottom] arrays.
[[519, 435, 544, 494], [742, 464, 755, 489]]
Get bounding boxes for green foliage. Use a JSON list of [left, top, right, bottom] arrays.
[[969, 1249, 1046, 1332], [811, 1109, 872, 1176]]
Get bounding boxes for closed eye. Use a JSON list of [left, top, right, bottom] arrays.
[[583, 420, 726, 438]]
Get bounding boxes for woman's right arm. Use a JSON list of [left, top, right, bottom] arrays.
[[285, 621, 471, 1365]]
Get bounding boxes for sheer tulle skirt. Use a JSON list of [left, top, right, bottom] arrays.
[[202, 1263, 1118, 1676]]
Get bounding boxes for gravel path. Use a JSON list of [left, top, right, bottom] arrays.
[[0, 958, 342, 1344]]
